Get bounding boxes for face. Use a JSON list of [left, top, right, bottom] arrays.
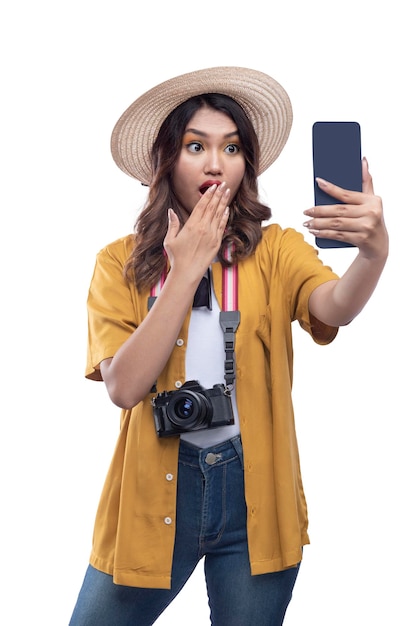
[[172, 107, 246, 216]]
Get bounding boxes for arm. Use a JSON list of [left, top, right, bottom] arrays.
[[100, 184, 230, 409], [304, 158, 389, 327]]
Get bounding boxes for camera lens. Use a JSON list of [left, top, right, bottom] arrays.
[[174, 397, 194, 419], [167, 389, 211, 430]]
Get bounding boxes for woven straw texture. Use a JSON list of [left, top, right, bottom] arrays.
[[111, 66, 293, 185]]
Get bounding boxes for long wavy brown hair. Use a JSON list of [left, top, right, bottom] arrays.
[[124, 93, 272, 292]]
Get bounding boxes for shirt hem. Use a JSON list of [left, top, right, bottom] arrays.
[[89, 554, 172, 590]]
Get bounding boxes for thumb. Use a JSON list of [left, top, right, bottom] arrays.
[[164, 208, 180, 248], [362, 157, 375, 195], [166, 208, 180, 235]]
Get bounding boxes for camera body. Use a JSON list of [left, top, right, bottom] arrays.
[[152, 380, 234, 438]]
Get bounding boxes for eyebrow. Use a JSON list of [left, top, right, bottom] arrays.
[[184, 128, 240, 139]]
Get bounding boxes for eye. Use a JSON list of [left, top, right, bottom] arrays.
[[225, 144, 240, 155], [186, 142, 203, 153]]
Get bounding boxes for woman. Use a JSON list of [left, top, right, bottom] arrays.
[[69, 66, 388, 625]]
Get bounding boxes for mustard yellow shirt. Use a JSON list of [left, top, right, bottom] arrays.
[[85, 224, 339, 589]]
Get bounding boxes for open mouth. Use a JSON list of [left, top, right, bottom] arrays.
[[199, 181, 221, 195]]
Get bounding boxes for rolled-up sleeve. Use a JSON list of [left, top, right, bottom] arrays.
[[86, 236, 138, 380]]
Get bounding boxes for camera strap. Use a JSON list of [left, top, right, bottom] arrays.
[[148, 244, 240, 391], [220, 244, 240, 390]]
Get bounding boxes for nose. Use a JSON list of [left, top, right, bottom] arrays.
[[203, 149, 223, 175]]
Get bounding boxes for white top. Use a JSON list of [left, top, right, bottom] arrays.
[[181, 282, 240, 448]]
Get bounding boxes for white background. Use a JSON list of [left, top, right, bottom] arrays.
[[1, 1, 416, 624]]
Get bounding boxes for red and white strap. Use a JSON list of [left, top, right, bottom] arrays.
[[150, 244, 238, 312]]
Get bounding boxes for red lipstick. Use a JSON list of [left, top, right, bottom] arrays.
[[199, 180, 222, 194]]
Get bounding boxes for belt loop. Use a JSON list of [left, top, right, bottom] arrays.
[[230, 435, 244, 469]]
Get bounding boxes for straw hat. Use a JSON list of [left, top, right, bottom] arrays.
[[111, 66, 293, 186]]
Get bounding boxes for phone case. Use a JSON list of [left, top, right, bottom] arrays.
[[312, 121, 362, 248]]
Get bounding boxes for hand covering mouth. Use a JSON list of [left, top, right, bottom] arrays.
[[199, 180, 222, 194]]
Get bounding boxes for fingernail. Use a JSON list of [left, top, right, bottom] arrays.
[[316, 177, 328, 186]]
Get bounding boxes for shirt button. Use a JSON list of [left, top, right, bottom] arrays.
[[174, 380, 182, 389], [164, 517, 172, 525], [176, 338, 184, 346], [166, 473, 174, 481]]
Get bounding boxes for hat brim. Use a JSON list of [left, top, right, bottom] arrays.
[[111, 66, 293, 185]]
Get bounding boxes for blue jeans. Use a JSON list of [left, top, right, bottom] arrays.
[[69, 436, 300, 625]]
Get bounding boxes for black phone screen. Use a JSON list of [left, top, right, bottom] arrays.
[[312, 121, 362, 248]]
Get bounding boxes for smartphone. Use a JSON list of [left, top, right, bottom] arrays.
[[312, 121, 362, 248]]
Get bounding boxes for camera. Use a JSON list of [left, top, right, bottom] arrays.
[[152, 380, 234, 437]]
